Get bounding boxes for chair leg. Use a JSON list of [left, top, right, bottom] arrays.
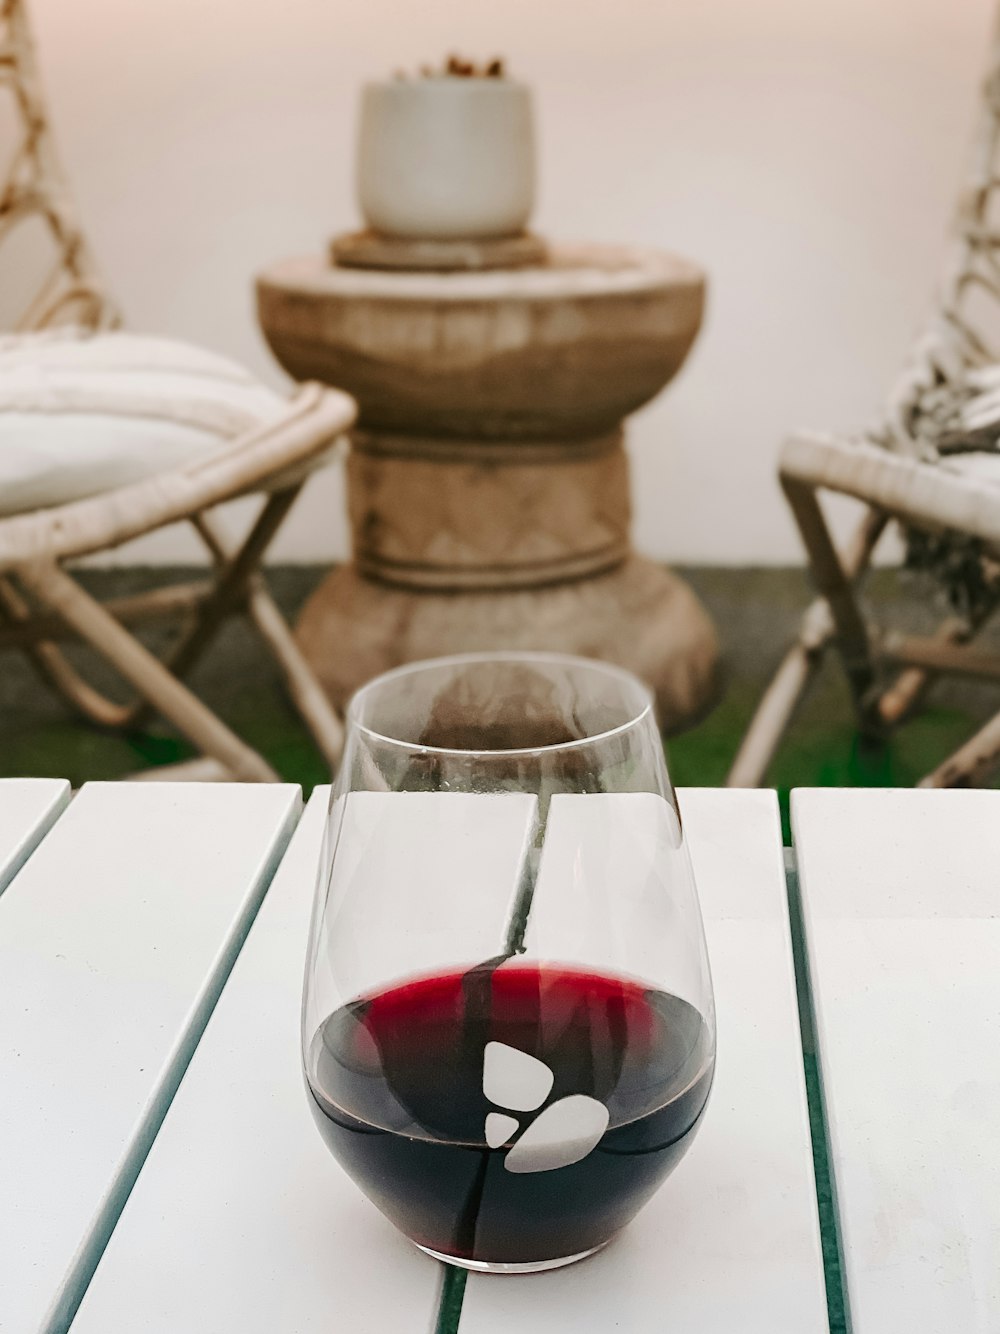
[[0, 575, 136, 727], [727, 602, 832, 788], [193, 508, 345, 771], [780, 475, 884, 735], [121, 490, 302, 731], [877, 626, 965, 728], [0, 580, 213, 649], [919, 711, 1000, 788], [727, 507, 887, 787], [245, 579, 344, 770], [876, 601, 998, 727], [16, 560, 278, 782]]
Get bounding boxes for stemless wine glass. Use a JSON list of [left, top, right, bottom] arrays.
[[302, 652, 715, 1274]]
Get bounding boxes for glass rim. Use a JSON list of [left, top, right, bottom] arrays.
[[345, 650, 655, 758]]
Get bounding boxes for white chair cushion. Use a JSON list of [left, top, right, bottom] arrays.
[[0, 328, 286, 517]]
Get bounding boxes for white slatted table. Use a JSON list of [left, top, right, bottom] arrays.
[[1, 780, 835, 1333], [71, 786, 828, 1334], [793, 788, 1000, 1334], [0, 780, 300, 1334]]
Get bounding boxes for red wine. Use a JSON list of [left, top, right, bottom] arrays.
[[306, 962, 713, 1266]]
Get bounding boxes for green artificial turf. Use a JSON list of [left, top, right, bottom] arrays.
[[3, 564, 998, 799]]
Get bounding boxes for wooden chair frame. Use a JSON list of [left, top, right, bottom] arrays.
[[0, 0, 357, 781], [0, 386, 356, 781], [730, 9, 1000, 789], [729, 449, 1000, 789]]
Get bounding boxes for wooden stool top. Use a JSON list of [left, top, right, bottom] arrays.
[[259, 243, 704, 307], [256, 244, 706, 439]]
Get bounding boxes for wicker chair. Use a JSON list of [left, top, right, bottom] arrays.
[[0, 0, 355, 782], [730, 12, 1000, 790]]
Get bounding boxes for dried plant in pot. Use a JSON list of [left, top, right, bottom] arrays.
[[357, 57, 536, 240]]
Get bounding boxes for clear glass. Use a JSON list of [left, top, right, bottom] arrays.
[[302, 652, 715, 1273]]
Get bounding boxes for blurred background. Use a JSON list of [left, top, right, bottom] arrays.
[[25, 0, 993, 567], [4, 0, 1000, 799]]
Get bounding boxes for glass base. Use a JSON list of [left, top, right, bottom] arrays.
[[416, 1239, 610, 1274]]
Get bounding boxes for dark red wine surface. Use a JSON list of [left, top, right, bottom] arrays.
[[306, 962, 713, 1265]]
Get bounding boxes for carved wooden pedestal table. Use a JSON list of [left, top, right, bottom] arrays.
[[256, 244, 718, 728]]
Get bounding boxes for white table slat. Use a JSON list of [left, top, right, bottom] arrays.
[[75, 790, 545, 1332], [792, 788, 1000, 1334], [0, 781, 301, 1334], [462, 788, 829, 1333], [0, 778, 70, 893]]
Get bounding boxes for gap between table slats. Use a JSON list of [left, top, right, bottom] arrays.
[[782, 845, 850, 1334], [52, 854, 293, 1332], [0, 776, 71, 893]]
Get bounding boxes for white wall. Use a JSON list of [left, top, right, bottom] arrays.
[[26, 0, 995, 564]]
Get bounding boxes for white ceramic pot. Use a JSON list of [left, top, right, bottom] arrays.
[[357, 78, 536, 240]]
